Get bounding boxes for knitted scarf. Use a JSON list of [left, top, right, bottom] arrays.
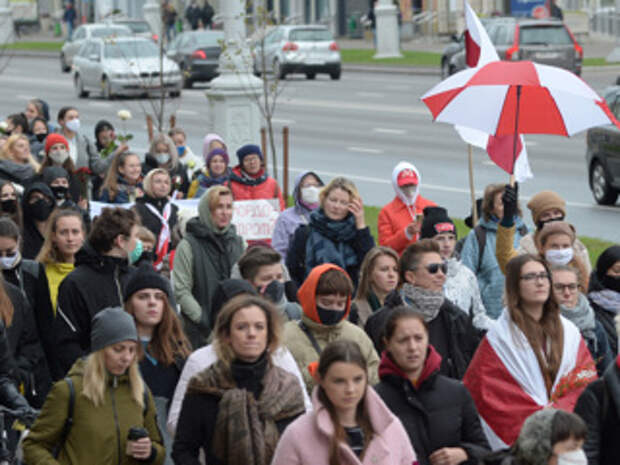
[[589, 289, 620, 313], [560, 293, 598, 352], [305, 209, 358, 274], [400, 283, 445, 322], [229, 168, 268, 186], [197, 168, 231, 189], [187, 358, 305, 465]]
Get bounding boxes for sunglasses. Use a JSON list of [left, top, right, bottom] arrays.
[[425, 262, 447, 275]]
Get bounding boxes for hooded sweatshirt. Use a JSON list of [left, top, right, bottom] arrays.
[[172, 188, 245, 347], [22, 182, 55, 259], [378, 162, 436, 255], [272, 170, 323, 261], [282, 264, 380, 393], [375, 346, 490, 465]]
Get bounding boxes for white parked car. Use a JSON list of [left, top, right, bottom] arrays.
[[72, 37, 182, 99], [60, 23, 131, 72], [252, 25, 341, 80]]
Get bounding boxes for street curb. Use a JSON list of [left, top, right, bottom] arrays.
[[8, 49, 620, 75]]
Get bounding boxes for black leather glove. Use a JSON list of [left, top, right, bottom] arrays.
[[501, 183, 519, 227]]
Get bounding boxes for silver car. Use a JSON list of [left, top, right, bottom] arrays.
[[60, 23, 131, 72], [106, 18, 156, 41], [253, 25, 341, 80], [72, 37, 182, 99]]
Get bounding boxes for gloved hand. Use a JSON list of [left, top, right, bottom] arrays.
[[15, 406, 38, 427], [501, 183, 519, 227]]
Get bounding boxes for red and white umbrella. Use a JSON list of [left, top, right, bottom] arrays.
[[422, 60, 620, 138]]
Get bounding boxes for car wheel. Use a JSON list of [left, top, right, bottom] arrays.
[[329, 70, 341, 80], [60, 53, 70, 73], [102, 77, 114, 100], [274, 59, 285, 80], [306, 72, 316, 80], [590, 161, 619, 205], [441, 58, 450, 79], [74, 74, 88, 98]]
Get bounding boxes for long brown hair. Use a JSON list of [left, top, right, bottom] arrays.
[[39, 149, 76, 174], [100, 152, 141, 202], [317, 340, 374, 465], [505, 254, 563, 395], [36, 208, 85, 264], [355, 246, 399, 301], [0, 276, 14, 327], [125, 294, 192, 366]]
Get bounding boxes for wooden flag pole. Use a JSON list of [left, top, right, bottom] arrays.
[[468, 144, 478, 226]]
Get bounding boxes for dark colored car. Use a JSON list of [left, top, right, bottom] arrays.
[[442, 17, 583, 77], [585, 86, 620, 205], [166, 30, 224, 88]]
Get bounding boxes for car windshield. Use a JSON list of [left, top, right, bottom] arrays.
[[289, 29, 333, 41], [104, 41, 158, 58], [520, 26, 572, 45], [92, 27, 130, 38], [189, 31, 224, 47], [119, 22, 150, 33]]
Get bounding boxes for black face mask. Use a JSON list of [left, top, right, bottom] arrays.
[[601, 274, 620, 293], [536, 215, 565, 231], [0, 199, 17, 214], [317, 306, 346, 326], [27, 198, 54, 222], [261, 280, 284, 303], [138, 250, 156, 263], [50, 185, 68, 200], [35, 133, 47, 143]]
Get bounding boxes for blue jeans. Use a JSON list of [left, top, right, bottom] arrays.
[[67, 21, 74, 40]]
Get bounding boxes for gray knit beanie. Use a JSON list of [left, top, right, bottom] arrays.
[[513, 409, 559, 465], [91, 307, 138, 352]]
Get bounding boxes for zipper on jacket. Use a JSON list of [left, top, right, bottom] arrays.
[[110, 377, 122, 465], [57, 306, 77, 332], [114, 266, 123, 304]]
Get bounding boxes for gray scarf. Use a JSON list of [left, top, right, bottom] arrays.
[[560, 294, 597, 351], [589, 289, 620, 313], [400, 283, 445, 322]]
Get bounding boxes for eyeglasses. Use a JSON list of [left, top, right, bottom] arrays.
[[520, 272, 550, 282], [425, 262, 448, 275], [553, 283, 579, 292]]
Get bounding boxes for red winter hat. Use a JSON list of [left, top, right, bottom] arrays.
[[44, 133, 69, 154], [397, 168, 419, 186]]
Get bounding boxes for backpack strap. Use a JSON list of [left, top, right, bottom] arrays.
[[474, 225, 487, 272], [53, 377, 75, 459], [298, 321, 322, 356]]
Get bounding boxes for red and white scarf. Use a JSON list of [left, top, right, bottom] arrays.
[[463, 309, 597, 450], [145, 201, 171, 270]]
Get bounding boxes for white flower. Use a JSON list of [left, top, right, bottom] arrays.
[[117, 110, 132, 121], [0, 121, 7, 131]]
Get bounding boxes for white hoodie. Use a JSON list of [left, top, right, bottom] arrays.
[[391, 161, 422, 207]]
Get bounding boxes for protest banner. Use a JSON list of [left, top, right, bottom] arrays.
[[231, 199, 280, 241]]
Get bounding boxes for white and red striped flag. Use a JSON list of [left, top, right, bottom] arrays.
[[457, 0, 533, 182]]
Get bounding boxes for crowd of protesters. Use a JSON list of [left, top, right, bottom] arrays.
[[0, 98, 617, 465]]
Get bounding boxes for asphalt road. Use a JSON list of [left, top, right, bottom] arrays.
[[1, 56, 618, 241]]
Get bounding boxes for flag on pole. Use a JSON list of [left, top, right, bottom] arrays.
[[457, 1, 533, 182]]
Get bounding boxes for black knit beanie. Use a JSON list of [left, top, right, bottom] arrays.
[[123, 264, 172, 302], [420, 206, 456, 239]]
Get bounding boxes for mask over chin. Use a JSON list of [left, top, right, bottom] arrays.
[[316, 306, 346, 325], [0, 251, 20, 270], [536, 215, 564, 231], [128, 239, 143, 265], [545, 247, 574, 266], [0, 199, 17, 214], [261, 280, 285, 304], [26, 198, 54, 222], [601, 274, 620, 293]]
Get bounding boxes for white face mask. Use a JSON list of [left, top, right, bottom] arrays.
[[557, 449, 587, 465], [0, 252, 20, 270], [545, 247, 574, 266], [401, 185, 418, 200], [155, 152, 170, 165], [49, 149, 69, 165], [300, 186, 320, 205], [65, 118, 80, 133]]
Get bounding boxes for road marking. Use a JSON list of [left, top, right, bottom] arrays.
[[373, 128, 406, 135], [176, 109, 198, 116], [482, 160, 494, 166], [356, 91, 385, 98], [87, 101, 112, 108], [16, 94, 33, 100], [279, 97, 428, 115], [386, 84, 410, 91], [272, 118, 296, 125], [347, 146, 383, 154]]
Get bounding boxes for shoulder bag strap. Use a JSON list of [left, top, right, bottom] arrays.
[[298, 321, 322, 356], [53, 377, 75, 459]]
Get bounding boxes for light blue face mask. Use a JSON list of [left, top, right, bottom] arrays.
[[129, 239, 143, 265]]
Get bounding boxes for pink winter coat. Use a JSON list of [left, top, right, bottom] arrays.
[[271, 386, 417, 465]]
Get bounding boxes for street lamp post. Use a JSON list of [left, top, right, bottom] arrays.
[[374, 0, 402, 58], [0, 0, 14, 45], [205, 0, 262, 152]]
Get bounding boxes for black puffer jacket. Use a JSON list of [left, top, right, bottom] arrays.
[[3, 281, 50, 408], [53, 243, 133, 379], [365, 291, 481, 379], [374, 347, 490, 465], [574, 360, 620, 465], [0, 319, 30, 412]]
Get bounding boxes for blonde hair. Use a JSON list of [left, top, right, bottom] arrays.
[[207, 185, 233, 213], [0, 134, 40, 171], [82, 349, 144, 408], [142, 168, 170, 198], [319, 177, 359, 208], [36, 209, 85, 264], [213, 295, 282, 367], [100, 152, 141, 202], [136, 225, 156, 245], [149, 133, 178, 170]]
